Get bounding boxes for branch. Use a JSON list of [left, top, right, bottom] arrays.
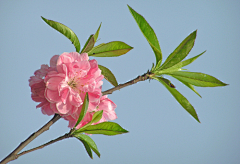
[[0, 114, 61, 164], [16, 132, 71, 158], [102, 71, 152, 95]]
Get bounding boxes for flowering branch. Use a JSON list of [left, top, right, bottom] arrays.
[[1, 4, 228, 163], [0, 114, 61, 164]]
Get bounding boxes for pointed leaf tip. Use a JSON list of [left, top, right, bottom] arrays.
[[41, 16, 80, 52], [167, 71, 228, 87], [75, 134, 100, 158], [98, 65, 118, 86], [127, 5, 162, 64], [94, 23, 102, 42], [159, 30, 197, 70], [153, 77, 200, 122], [89, 41, 133, 57]]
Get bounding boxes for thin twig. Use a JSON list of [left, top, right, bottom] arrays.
[[102, 71, 152, 95], [0, 114, 61, 164], [16, 133, 72, 158]]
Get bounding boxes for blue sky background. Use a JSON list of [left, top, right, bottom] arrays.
[[0, 1, 239, 164]]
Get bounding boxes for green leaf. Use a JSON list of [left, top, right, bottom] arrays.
[[153, 77, 200, 122], [180, 51, 206, 68], [88, 41, 133, 57], [81, 34, 95, 53], [75, 134, 100, 158], [159, 30, 197, 70], [154, 51, 205, 75], [128, 5, 162, 64], [90, 110, 103, 124], [41, 16, 80, 52], [75, 122, 129, 136], [75, 93, 89, 127], [98, 65, 118, 87], [173, 76, 202, 97], [79, 138, 93, 159], [94, 23, 102, 42], [80, 23, 102, 54], [167, 71, 228, 87]]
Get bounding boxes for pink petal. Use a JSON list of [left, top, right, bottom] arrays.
[[69, 91, 83, 107], [57, 53, 74, 73], [41, 103, 54, 116], [50, 55, 59, 67], [56, 101, 71, 115], [46, 76, 64, 91], [45, 88, 61, 103], [50, 103, 59, 113], [60, 88, 69, 104]]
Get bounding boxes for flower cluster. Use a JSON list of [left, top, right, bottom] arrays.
[[29, 52, 117, 129]]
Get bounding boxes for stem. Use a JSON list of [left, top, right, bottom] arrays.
[[17, 133, 71, 158], [102, 71, 152, 95], [0, 114, 61, 164]]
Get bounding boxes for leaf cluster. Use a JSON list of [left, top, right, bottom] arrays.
[[128, 5, 227, 122]]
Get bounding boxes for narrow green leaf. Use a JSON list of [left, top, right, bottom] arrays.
[[153, 77, 200, 122], [160, 30, 197, 70], [75, 134, 100, 158], [167, 71, 228, 87], [91, 110, 103, 124], [172, 76, 202, 97], [41, 16, 80, 52], [78, 138, 93, 159], [98, 65, 118, 87], [94, 23, 102, 42], [88, 41, 133, 57], [128, 5, 162, 64], [180, 51, 206, 68], [154, 51, 205, 75], [75, 93, 89, 127], [76, 122, 129, 136], [81, 34, 95, 53]]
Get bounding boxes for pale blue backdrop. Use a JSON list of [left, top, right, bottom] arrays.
[[0, 1, 239, 164]]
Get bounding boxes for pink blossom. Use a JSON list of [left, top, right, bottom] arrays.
[[44, 52, 104, 116], [30, 52, 117, 129]]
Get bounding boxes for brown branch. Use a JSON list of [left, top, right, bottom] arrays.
[[16, 133, 72, 158], [0, 114, 61, 164], [102, 71, 152, 95]]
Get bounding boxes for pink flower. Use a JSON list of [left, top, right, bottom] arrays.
[[44, 52, 104, 116], [29, 52, 117, 129]]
